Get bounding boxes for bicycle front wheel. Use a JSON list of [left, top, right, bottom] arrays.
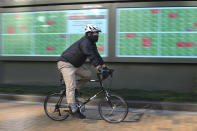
[[98, 94, 128, 123], [44, 93, 70, 121]]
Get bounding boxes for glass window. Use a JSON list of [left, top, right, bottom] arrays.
[[116, 7, 197, 58], [1, 9, 108, 56]]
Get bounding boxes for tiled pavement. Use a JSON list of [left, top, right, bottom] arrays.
[[1, 100, 197, 131]]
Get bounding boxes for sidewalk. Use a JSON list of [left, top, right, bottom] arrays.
[[1, 100, 197, 131], [1, 93, 197, 112]]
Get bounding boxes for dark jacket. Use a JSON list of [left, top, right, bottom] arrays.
[[58, 35, 104, 67]]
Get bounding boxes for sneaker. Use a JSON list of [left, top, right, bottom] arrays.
[[71, 110, 86, 119], [69, 103, 78, 113]]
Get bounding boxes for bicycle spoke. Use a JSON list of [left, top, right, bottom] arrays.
[[99, 94, 128, 123], [44, 93, 70, 121]]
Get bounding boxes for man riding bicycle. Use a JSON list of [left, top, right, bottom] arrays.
[[57, 24, 109, 119]]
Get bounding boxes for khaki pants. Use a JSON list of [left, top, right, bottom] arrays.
[[57, 61, 91, 104]]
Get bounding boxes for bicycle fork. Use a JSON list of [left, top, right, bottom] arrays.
[[105, 91, 114, 108]]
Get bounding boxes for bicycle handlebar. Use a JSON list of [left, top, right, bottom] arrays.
[[97, 69, 114, 80], [107, 69, 114, 77]]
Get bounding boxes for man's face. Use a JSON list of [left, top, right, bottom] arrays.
[[87, 32, 99, 42], [92, 32, 99, 36], [87, 32, 99, 36]]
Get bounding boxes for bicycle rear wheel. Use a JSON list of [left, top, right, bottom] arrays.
[[98, 94, 128, 123], [44, 92, 70, 121]]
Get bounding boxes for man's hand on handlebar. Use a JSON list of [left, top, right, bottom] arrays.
[[97, 65, 113, 79]]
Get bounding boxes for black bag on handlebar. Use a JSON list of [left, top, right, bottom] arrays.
[[102, 69, 113, 79]]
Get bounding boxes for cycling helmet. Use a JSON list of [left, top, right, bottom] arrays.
[[85, 24, 101, 33]]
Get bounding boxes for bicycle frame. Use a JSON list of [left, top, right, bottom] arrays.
[[80, 72, 110, 105]]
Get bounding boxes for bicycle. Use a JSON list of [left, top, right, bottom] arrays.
[[44, 69, 128, 123]]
